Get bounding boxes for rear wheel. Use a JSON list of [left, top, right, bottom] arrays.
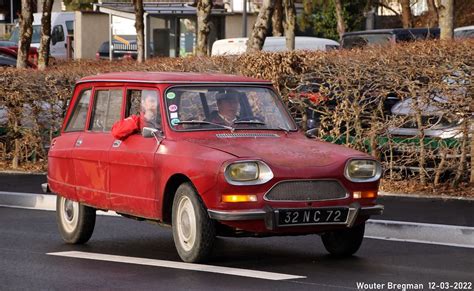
[[56, 196, 96, 244], [321, 223, 365, 257], [172, 183, 216, 263]]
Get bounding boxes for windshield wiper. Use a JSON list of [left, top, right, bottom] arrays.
[[233, 120, 266, 126], [176, 120, 234, 131]]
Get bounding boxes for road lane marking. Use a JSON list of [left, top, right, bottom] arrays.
[[47, 251, 306, 281]]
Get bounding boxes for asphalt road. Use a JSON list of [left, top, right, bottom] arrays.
[[1, 207, 472, 290]]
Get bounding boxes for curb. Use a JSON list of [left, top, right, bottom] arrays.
[[378, 191, 474, 201], [365, 219, 474, 249], [1, 191, 473, 249]]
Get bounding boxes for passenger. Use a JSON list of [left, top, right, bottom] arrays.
[[112, 91, 160, 140], [208, 92, 240, 126]]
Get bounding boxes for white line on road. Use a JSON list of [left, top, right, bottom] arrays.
[[47, 251, 306, 281]]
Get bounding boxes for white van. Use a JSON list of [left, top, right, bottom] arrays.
[[9, 12, 74, 59], [211, 36, 339, 56]]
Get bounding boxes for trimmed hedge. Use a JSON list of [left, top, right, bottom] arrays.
[[0, 39, 473, 194]]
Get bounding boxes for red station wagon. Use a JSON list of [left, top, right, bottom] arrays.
[[45, 72, 383, 263]]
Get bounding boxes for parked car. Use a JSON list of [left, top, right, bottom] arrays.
[[96, 40, 138, 60], [0, 47, 37, 68], [341, 28, 440, 49], [45, 72, 383, 263], [9, 12, 74, 59], [454, 25, 474, 39], [211, 36, 339, 56]]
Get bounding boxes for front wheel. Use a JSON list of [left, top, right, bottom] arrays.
[[56, 196, 96, 244], [321, 223, 365, 257], [172, 183, 216, 263]]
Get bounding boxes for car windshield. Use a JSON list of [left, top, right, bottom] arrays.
[[342, 33, 392, 49], [10, 25, 42, 44], [165, 86, 297, 132]]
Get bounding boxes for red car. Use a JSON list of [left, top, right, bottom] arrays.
[[0, 47, 38, 68], [45, 72, 383, 262]]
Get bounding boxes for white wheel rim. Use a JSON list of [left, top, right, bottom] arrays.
[[59, 197, 79, 233], [176, 195, 197, 252]]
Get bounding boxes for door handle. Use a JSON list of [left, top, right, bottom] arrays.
[[75, 139, 82, 147], [112, 140, 122, 148]]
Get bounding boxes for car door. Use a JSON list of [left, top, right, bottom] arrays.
[[73, 87, 124, 209], [108, 87, 162, 218], [48, 87, 92, 199]]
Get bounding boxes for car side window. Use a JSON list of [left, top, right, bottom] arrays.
[[125, 89, 161, 130], [89, 89, 123, 132], [64, 89, 92, 132], [53, 25, 65, 42]]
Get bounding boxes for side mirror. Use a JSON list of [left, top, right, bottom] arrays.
[[142, 127, 158, 138]]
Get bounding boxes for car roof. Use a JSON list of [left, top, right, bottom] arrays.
[[78, 72, 272, 84], [343, 27, 439, 36]]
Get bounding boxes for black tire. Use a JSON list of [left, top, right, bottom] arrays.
[[172, 183, 216, 263], [321, 223, 365, 257], [56, 195, 96, 244]]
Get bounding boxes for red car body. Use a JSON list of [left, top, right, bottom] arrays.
[[47, 72, 383, 262]]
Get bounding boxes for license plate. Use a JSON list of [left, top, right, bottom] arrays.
[[277, 208, 349, 227]]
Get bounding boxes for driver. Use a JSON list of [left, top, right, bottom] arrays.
[[208, 92, 240, 126]]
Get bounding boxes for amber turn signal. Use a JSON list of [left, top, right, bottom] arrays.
[[353, 191, 377, 199], [222, 194, 258, 203]]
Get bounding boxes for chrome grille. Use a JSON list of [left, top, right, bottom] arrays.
[[264, 180, 348, 201], [216, 133, 279, 138]]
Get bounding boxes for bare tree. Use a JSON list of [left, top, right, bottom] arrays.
[[196, 0, 213, 56], [426, 0, 438, 27], [133, 0, 145, 63], [333, 0, 346, 40], [247, 0, 275, 52], [283, 0, 295, 50], [438, 0, 454, 40], [16, 0, 34, 68], [400, 0, 412, 28], [38, 0, 55, 70], [272, 0, 283, 36]]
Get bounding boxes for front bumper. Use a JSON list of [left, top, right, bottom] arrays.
[[208, 203, 383, 230]]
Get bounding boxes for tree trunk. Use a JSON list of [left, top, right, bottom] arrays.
[[196, 0, 213, 56], [439, 0, 454, 40], [16, 0, 34, 69], [272, 0, 283, 37], [38, 0, 55, 71], [426, 0, 438, 27], [400, 0, 412, 28], [283, 0, 295, 51], [333, 0, 346, 40], [247, 0, 275, 52], [133, 0, 145, 63]]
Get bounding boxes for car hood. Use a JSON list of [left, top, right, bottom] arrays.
[[185, 133, 368, 168]]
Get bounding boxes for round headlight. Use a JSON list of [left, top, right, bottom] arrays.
[[226, 162, 259, 181], [345, 159, 381, 182], [224, 161, 274, 185]]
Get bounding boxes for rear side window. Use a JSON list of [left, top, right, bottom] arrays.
[[65, 89, 91, 132], [89, 89, 123, 132]]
